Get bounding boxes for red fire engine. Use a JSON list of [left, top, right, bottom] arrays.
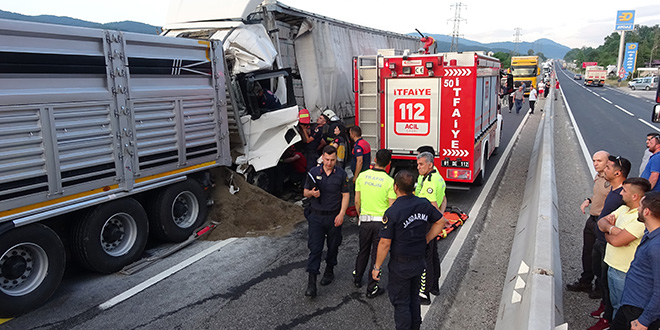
[[353, 50, 503, 184]]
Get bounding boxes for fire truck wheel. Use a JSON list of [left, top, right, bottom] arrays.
[[0, 224, 65, 318], [71, 198, 148, 274], [475, 149, 486, 186], [147, 180, 207, 242]]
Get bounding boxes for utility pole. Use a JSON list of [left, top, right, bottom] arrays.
[[448, 3, 467, 52], [513, 28, 522, 55]]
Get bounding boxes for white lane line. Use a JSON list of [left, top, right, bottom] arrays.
[[421, 110, 532, 319], [593, 93, 600, 97], [99, 238, 237, 310], [601, 97, 613, 104], [615, 105, 634, 116], [562, 83, 596, 178], [638, 118, 660, 133]]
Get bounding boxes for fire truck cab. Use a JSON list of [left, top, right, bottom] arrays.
[[354, 50, 502, 185]]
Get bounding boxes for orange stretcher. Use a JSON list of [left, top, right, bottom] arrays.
[[437, 206, 468, 239]]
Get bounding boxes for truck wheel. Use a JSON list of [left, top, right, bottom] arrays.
[[474, 148, 486, 186], [147, 180, 208, 242], [0, 224, 65, 317], [71, 198, 148, 274], [248, 169, 273, 193]]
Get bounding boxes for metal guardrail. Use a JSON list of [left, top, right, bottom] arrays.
[[494, 86, 566, 330]]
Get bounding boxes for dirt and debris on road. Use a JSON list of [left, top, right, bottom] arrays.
[[204, 167, 305, 240]]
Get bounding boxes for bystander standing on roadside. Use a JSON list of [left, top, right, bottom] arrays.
[[566, 151, 610, 299], [597, 178, 651, 320], [529, 85, 538, 114], [610, 191, 660, 330], [639, 133, 657, 176], [513, 85, 525, 114], [538, 80, 545, 99], [555, 79, 560, 101], [641, 134, 660, 191], [588, 156, 631, 330]]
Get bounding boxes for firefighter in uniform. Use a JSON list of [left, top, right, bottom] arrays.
[[415, 151, 447, 304], [353, 149, 396, 298], [303, 145, 350, 298], [372, 170, 446, 330]]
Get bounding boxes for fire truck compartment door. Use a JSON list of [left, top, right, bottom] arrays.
[[385, 78, 440, 154]]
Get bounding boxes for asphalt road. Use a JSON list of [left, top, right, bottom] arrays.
[[557, 68, 660, 174], [0, 105, 529, 330]]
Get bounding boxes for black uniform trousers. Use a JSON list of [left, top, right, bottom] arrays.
[[354, 221, 381, 291], [388, 258, 425, 330], [611, 305, 660, 330], [421, 239, 440, 296], [593, 239, 613, 320], [578, 215, 598, 285], [306, 211, 343, 274]]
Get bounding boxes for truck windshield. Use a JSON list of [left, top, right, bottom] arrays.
[[511, 66, 537, 77]]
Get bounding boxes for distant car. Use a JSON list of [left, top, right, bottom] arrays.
[[629, 76, 659, 90], [574, 74, 582, 80]]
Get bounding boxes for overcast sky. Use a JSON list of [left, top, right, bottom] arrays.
[[2, 0, 660, 49]]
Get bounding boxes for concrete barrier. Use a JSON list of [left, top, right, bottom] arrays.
[[494, 86, 565, 330]]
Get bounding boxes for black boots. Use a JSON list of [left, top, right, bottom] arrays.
[[320, 266, 334, 286], [305, 273, 317, 297]]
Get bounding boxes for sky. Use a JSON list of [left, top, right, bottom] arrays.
[[2, 0, 660, 49]]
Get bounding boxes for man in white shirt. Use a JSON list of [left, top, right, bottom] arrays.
[[529, 86, 538, 114]]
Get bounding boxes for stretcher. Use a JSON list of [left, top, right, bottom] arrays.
[[437, 206, 468, 239]]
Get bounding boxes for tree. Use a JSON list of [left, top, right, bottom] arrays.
[[493, 52, 511, 69], [527, 49, 534, 55]]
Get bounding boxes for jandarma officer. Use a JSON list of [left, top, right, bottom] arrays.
[[372, 170, 446, 330], [303, 145, 350, 298]]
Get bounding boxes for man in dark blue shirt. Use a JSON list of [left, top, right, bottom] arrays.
[[611, 191, 660, 330], [371, 170, 445, 330], [590, 155, 630, 329], [303, 145, 349, 298]]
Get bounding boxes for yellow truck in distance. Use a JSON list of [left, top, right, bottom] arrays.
[[510, 56, 541, 95]]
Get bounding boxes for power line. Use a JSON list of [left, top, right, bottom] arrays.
[[448, 3, 467, 52]]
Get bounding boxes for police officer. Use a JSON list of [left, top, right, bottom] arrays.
[[303, 145, 350, 297], [415, 151, 447, 304], [353, 149, 396, 298], [372, 170, 446, 330]]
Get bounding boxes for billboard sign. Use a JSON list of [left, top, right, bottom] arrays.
[[623, 43, 638, 79], [615, 10, 635, 31], [582, 62, 598, 68]]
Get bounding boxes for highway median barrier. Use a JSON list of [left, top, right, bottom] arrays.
[[494, 85, 566, 330]]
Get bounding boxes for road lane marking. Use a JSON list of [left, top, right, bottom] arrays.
[[638, 118, 660, 133], [601, 97, 612, 104], [99, 238, 237, 310], [562, 83, 596, 177], [615, 105, 634, 116], [0, 318, 11, 325], [421, 109, 532, 319]]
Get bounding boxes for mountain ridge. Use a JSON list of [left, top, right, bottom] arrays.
[[0, 10, 570, 58]]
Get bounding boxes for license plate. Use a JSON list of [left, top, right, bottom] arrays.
[[441, 160, 470, 168]]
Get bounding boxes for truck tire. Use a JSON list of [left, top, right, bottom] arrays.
[[71, 198, 148, 274], [474, 148, 486, 186], [147, 180, 208, 242], [248, 168, 274, 193], [0, 224, 65, 317]]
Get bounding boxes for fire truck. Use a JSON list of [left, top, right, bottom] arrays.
[[353, 51, 503, 184]]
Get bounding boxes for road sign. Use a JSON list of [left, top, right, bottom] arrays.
[[582, 62, 598, 68], [618, 68, 625, 79], [623, 43, 638, 79], [615, 10, 635, 31]]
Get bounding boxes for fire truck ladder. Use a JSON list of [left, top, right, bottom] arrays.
[[354, 56, 379, 160]]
